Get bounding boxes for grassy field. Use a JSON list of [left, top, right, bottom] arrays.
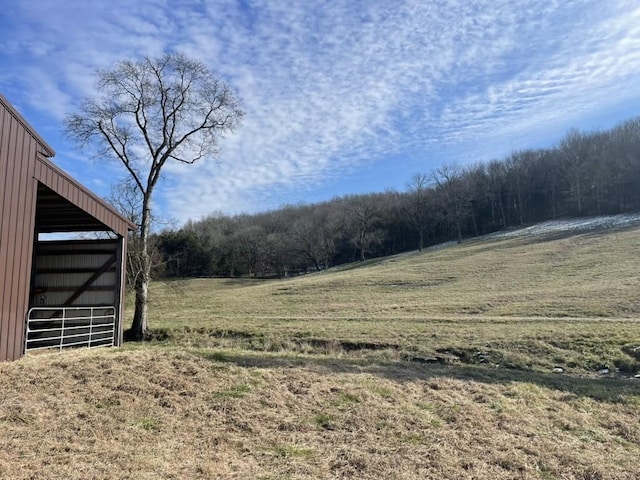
[[1, 222, 640, 479], [149, 226, 640, 375]]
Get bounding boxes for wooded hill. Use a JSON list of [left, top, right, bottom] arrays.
[[154, 116, 640, 278]]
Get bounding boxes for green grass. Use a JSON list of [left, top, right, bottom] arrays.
[[143, 227, 640, 375]]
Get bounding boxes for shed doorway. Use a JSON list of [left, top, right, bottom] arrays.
[[25, 183, 127, 354]]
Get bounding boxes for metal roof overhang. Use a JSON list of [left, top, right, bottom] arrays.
[[35, 183, 113, 233], [34, 154, 136, 236]]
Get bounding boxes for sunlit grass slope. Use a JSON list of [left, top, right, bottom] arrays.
[[148, 226, 640, 374]]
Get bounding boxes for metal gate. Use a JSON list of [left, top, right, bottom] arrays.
[[25, 306, 116, 353]]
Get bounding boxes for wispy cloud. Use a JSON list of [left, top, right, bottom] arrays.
[[2, 0, 639, 220]]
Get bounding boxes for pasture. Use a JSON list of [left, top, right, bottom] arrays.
[[1, 222, 639, 479]]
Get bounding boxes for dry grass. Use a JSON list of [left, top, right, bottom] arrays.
[[151, 228, 640, 322], [147, 227, 640, 374], [2, 224, 640, 478], [1, 348, 639, 479]]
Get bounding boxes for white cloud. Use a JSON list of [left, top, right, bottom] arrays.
[[2, 0, 640, 220]]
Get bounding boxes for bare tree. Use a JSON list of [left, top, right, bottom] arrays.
[[291, 214, 325, 272], [609, 118, 640, 211], [559, 129, 590, 215], [432, 164, 468, 243], [290, 204, 341, 271], [342, 194, 385, 261], [65, 53, 243, 340], [505, 150, 537, 226], [108, 179, 145, 287], [405, 173, 432, 251]]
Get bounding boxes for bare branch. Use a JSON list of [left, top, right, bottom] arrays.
[[64, 52, 244, 340]]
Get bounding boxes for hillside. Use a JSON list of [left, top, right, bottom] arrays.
[[149, 215, 640, 375], [1, 216, 639, 479]]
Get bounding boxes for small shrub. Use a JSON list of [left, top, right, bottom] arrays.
[[613, 356, 640, 374]]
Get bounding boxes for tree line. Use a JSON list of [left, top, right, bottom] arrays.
[[154, 116, 640, 279]]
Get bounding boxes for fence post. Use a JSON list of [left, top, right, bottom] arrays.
[[60, 308, 66, 352], [88, 307, 93, 348]]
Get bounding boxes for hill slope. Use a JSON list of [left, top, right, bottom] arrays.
[[1, 216, 639, 479], [149, 216, 640, 374]]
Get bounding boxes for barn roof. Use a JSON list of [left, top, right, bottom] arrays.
[[0, 93, 54, 158], [0, 93, 135, 237]]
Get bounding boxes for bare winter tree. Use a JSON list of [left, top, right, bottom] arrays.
[[559, 129, 590, 215], [65, 53, 243, 340], [342, 194, 384, 261], [405, 173, 432, 251], [432, 164, 468, 243]]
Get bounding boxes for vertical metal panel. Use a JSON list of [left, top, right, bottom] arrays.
[[0, 101, 39, 361], [22, 172, 38, 356], [0, 101, 15, 361], [1, 106, 23, 360], [0, 95, 49, 361], [8, 131, 37, 359]]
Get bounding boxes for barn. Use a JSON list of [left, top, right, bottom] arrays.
[[0, 92, 134, 361]]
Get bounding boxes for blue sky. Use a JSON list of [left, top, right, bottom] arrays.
[[1, 1, 640, 224]]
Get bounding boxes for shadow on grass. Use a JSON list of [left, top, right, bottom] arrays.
[[195, 349, 640, 403]]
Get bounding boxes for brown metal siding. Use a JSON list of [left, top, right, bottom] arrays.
[[0, 102, 10, 360], [0, 102, 39, 361], [9, 138, 37, 359]]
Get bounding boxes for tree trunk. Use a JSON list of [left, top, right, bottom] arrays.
[[470, 202, 479, 237], [499, 191, 507, 228], [130, 270, 149, 340], [516, 183, 524, 225], [359, 230, 367, 261], [129, 199, 152, 340], [455, 219, 462, 244], [575, 177, 583, 214]]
